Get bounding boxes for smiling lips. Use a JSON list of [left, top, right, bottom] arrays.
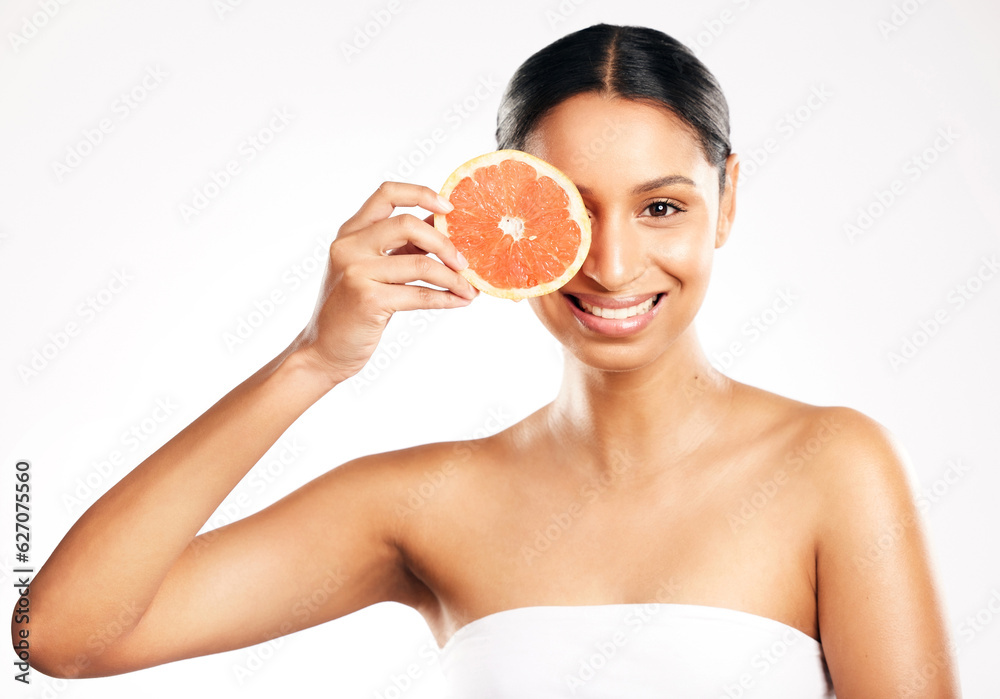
[[579, 295, 656, 319], [565, 292, 662, 318], [561, 291, 665, 337]]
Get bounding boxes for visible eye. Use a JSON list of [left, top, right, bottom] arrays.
[[643, 199, 686, 218]]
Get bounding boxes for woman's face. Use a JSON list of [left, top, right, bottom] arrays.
[[523, 92, 739, 372]]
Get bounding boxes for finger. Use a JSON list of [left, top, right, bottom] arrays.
[[368, 213, 469, 274], [383, 212, 435, 255], [368, 254, 478, 299], [343, 181, 452, 233], [386, 241, 428, 257], [379, 282, 476, 314]]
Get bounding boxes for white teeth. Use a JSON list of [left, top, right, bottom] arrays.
[[578, 295, 657, 319]]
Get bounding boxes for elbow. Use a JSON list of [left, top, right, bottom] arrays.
[[10, 604, 32, 676], [10, 606, 102, 680], [9, 595, 51, 677], [10, 580, 141, 679], [11, 632, 97, 680], [11, 610, 63, 679]]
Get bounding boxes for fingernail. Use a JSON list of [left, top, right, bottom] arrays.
[[437, 194, 454, 212], [456, 250, 469, 269]]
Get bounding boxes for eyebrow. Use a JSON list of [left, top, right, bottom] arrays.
[[576, 174, 697, 197]]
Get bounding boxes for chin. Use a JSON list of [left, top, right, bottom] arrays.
[[530, 295, 690, 373]]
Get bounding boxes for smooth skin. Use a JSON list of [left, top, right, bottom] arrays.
[[14, 93, 960, 697]]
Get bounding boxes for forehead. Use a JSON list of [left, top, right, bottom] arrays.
[[522, 93, 712, 194]]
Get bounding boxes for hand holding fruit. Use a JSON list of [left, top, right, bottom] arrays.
[[294, 182, 479, 385]]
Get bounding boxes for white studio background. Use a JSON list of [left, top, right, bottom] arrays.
[[1, 0, 997, 696]]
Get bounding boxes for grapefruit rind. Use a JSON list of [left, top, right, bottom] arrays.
[[435, 149, 591, 302]]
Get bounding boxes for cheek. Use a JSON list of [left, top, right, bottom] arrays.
[[648, 231, 715, 287]]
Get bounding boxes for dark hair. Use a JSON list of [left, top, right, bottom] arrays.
[[496, 23, 731, 193]]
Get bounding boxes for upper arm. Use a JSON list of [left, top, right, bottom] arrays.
[[73, 450, 424, 677], [815, 408, 961, 697]]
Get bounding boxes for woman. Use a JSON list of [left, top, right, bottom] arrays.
[[14, 23, 959, 697]]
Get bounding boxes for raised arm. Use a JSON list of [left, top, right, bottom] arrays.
[[13, 182, 478, 678]]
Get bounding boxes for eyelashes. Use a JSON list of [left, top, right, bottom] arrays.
[[583, 199, 688, 220], [643, 199, 687, 218]]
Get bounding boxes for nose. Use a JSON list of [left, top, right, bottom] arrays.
[[578, 212, 644, 291]]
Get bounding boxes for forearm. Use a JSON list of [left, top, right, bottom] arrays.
[[19, 341, 338, 649]]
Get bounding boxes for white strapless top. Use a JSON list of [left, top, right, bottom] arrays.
[[438, 603, 835, 698]]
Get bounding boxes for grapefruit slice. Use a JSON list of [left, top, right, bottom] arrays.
[[434, 150, 591, 301]]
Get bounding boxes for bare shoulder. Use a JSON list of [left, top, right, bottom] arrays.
[[731, 381, 913, 487], [780, 400, 917, 510], [732, 385, 958, 693], [330, 434, 500, 526], [337, 435, 494, 488], [724, 381, 923, 543], [794, 402, 919, 529]]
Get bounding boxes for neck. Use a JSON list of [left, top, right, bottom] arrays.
[[545, 326, 735, 481]]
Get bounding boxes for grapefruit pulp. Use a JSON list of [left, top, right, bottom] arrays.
[[434, 150, 591, 301]]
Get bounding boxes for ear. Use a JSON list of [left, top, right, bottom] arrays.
[[715, 153, 740, 249]]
